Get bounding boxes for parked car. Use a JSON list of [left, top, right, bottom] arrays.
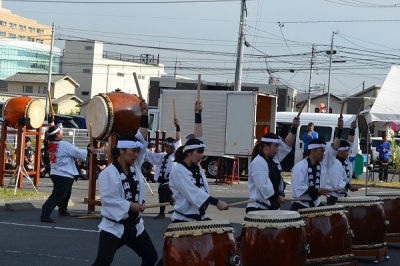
[[54, 114, 79, 129], [69, 115, 87, 129]]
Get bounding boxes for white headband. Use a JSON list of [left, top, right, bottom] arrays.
[[261, 137, 280, 143], [164, 141, 175, 146], [338, 146, 351, 151], [117, 140, 143, 149], [48, 127, 60, 136], [183, 143, 206, 152], [308, 143, 326, 150]]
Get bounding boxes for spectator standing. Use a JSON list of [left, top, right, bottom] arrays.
[[376, 134, 391, 182], [302, 122, 318, 158], [24, 137, 34, 171]]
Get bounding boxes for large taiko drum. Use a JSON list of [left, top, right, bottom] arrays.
[[338, 196, 388, 251], [85, 91, 142, 140], [368, 191, 400, 238], [2, 96, 45, 129], [241, 210, 308, 266], [163, 220, 240, 266], [298, 205, 354, 265]]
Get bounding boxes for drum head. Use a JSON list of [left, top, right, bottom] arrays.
[[26, 100, 45, 129], [298, 205, 346, 218], [368, 191, 400, 199], [243, 210, 305, 229], [338, 196, 382, 207], [86, 95, 112, 139], [164, 220, 235, 238]]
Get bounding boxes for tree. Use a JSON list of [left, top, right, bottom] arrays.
[[389, 136, 400, 182]]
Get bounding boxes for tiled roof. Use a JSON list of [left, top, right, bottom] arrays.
[[52, 94, 83, 105], [5, 73, 80, 87]]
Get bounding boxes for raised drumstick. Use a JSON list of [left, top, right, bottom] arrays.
[[197, 74, 201, 102], [355, 104, 363, 120], [339, 103, 345, 118], [47, 89, 54, 114], [133, 72, 143, 100], [297, 101, 307, 117], [173, 98, 177, 120]]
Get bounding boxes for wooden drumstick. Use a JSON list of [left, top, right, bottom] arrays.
[[173, 98, 177, 120], [330, 188, 346, 192], [339, 103, 345, 118], [133, 72, 143, 100], [355, 104, 363, 120], [227, 199, 256, 208], [197, 74, 201, 102], [297, 101, 307, 117], [89, 123, 93, 148], [144, 202, 170, 209], [285, 197, 309, 202], [77, 214, 101, 219], [47, 89, 54, 114]]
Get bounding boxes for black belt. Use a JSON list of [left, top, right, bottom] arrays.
[[104, 216, 140, 225], [174, 210, 203, 221]]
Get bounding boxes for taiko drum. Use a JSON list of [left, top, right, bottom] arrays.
[[2, 96, 45, 129]]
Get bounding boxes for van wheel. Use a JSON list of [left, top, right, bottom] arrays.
[[204, 157, 218, 178]]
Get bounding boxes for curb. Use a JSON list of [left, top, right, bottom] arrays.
[[0, 196, 49, 204]]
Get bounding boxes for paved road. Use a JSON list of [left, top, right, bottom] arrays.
[[1, 174, 399, 265]]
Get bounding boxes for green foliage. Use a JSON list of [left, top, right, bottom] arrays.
[[68, 109, 81, 115], [390, 136, 400, 171]]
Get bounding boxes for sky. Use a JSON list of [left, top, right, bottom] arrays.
[[3, 0, 400, 98]]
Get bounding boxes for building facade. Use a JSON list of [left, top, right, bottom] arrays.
[[0, 39, 62, 80], [62, 40, 165, 102], [0, 3, 51, 45]]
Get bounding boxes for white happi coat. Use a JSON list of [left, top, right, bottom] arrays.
[[326, 155, 353, 198], [291, 146, 337, 208], [97, 130, 147, 238], [247, 139, 292, 210], [169, 163, 210, 222], [144, 140, 182, 184]]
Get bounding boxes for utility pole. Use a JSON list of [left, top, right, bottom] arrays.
[[234, 0, 247, 91], [307, 44, 315, 112], [362, 81, 365, 91], [174, 56, 178, 79], [45, 22, 55, 118], [327, 31, 335, 113]]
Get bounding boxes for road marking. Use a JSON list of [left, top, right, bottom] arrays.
[[0, 249, 90, 263], [0, 221, 99, 233]]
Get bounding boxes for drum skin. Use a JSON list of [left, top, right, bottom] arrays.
[[85, 91, 142, 140], [368, 192, 400, 236], [2, 96, 45, 129], [299, 206, 352, 263], [338, 197, 387, 247], [241, 226, 306, 266], [163, 232, 239, 266]]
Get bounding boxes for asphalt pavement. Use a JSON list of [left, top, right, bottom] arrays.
[[1, 172, 400, 266]]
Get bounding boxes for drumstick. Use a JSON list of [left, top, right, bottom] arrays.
[[197, 74, 201, 102], [144, 202, 170, 209], [355, 104, 363, 120], [133, 72, 143, 100], [339, 103, 345, 118], [330, 188, 346, 192], [77, 214, 101, 219], [173, 98, 177, 120], [227, 199, 256, 207], [47, 89, 54, 114], [297, 101, 307, 117], [89, 123, 93, 148], [285, 197, 309, 202]]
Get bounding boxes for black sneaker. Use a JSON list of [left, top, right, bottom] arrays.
[[153, 214, 165, 219], [41, 216, 56, 223]]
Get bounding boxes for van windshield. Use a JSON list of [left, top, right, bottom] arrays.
[[299, 125, 333, 142]]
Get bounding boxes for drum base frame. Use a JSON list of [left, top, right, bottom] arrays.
[[305, 254, 356, 266], [386, 233, 400, 243], [352, 246, 389, 264]]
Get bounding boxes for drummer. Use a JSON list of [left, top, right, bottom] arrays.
[[168, 101, 229, 223], [246, 116, 299, 213], [326, 120, 359, 205], [290, 116, 344, 211]]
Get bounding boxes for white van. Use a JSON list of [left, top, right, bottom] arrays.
[[276, 112, 360, 171]]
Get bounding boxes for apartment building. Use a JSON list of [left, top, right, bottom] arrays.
[[0, 1, 51, 45]]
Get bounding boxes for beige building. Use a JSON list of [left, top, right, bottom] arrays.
[[0, 1, 51, 45], [296, 93, 343, 114], [5, 73, 83, 114]]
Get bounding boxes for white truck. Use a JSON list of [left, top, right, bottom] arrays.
[[149, 90, 278, 177]]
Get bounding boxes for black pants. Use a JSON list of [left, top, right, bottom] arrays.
[[290, 202, 325, 211], [157, 184, 173, 215], [379, 158, 389, 181], [93, 229, 158, 266], [326, 195, 338, 206], [41, 175, 74, 217]]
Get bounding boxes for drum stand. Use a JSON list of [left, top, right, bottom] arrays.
[[352, 246, 389, 264], [4, 164, 38, 195]]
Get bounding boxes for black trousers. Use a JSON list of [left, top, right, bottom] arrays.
[[41, 175, 74, 217], [157, 184, 173, 215], [379, 158, 389, 181], [93, 229, 158, 266], [326, 195, 338, 206]]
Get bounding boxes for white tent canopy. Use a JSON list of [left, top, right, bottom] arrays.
[[367, 65, 400, 123]]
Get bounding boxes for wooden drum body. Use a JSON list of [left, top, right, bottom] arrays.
[[298, 205, 353, 265], [2, 96, 45, 129], [368, 192, 400, 238], [338, 196, 388, 250], [163, 220, 240, 266], [85, 91, 142, 140], [241, 210, 308, 266]]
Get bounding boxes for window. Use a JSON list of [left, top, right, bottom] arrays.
[[37, 29, 44, 34], [0, 21, 7, 26], [81, 91, 89, 96], [84, 46, 93, 50], [9, 23, 16, 29], [28, 27, 35, 33], [137, 75, 145, 80], [23, 85, 33, 93], [19, 25, 26, 31], [0, 31, 6, 37], [299, 125, 333, 142], [287, 96, 291, 107], [117, 72, 124, 77], [28, 37, 34, 42], [38, 86, 47, 94], [36, 39, 43, 44], [8, 33, 16, 39], [18, 35, 26, 41], [83, 69, 91, 74]]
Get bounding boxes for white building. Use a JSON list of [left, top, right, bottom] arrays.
[[62, 40, 165, 102]]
